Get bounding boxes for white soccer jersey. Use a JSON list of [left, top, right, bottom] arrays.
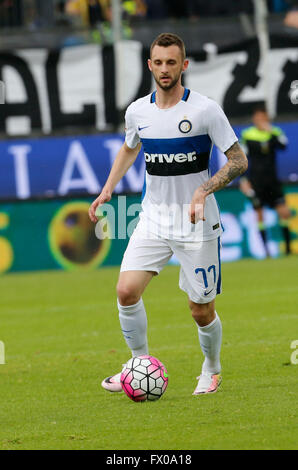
[[125, 89, 238, 241]]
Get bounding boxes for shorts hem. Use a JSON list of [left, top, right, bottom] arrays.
[[187, 293, 218, 304], [120, 266, 160, 274], [185, 287, 222, 304]]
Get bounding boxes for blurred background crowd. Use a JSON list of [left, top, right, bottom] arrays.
[[1, 0, 298, 30]]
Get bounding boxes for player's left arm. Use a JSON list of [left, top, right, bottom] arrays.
[[189, 142, 248, 223]]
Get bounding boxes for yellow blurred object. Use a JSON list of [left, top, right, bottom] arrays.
[[0, 212, 9, 230], [123, 0, 147, 17], [66, 0, 110, 27], [286, 193, 298, 232], [0, 237, 14, 273]]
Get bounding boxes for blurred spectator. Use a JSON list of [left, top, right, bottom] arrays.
[[120, 1, 147, 40], [65, 0, 147, 42], [36, 0, 55, 26], [122, 0, 147, 20], [54, 1, 73, 27], [65, 0, 111, 27], [22, 0, 56, 29], [22, 0, 37, 28], [284, 0, 298, 28]]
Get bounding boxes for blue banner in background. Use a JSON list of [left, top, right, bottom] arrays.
[[0, 122, 297, 200], [0, 134, 145, 200]]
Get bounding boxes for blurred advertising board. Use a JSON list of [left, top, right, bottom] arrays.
[[0, 123, 297, 201], [0, 36, 297, 135], [0, 188, 297, 274]]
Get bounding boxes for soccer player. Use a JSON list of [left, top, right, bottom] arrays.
[[240, 105, 291, 256], [89, 33, 248, 395]]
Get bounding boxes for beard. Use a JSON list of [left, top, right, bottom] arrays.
[[154, 72, 181, 91]]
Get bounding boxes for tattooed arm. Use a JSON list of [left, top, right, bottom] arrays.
[[189, 141, 248, 223]]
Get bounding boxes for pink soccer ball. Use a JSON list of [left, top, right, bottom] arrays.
[[120, 355, 168, 402]]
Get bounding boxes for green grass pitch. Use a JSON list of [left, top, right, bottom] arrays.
[[0, 256, 297, 450]]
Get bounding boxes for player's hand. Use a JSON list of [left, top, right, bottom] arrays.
[[189, 188, 206, 224], [89, 188, 112, 223], [239, 177, 252, 196]]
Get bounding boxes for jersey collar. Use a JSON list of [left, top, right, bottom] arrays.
[[150, 88, 190, 104]]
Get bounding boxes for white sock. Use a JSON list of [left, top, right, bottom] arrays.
[[118, 298, 149, 357], [198, 311, 222, 375]]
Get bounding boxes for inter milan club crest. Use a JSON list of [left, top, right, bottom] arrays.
[[178, 119, 192, 134]]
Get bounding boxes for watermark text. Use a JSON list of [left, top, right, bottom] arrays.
[[94, 196, 206, 241]]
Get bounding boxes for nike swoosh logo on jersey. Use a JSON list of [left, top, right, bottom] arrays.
[[138, 125, 150, 131], [204, 289, 213, 296]]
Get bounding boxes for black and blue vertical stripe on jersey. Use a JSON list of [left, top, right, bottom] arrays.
[[141, 135, 212, 177]]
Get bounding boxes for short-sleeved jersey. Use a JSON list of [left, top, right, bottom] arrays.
[[125, 88, 238, 241]]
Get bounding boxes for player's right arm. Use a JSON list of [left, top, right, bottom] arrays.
[[89, 142, 141, 222]]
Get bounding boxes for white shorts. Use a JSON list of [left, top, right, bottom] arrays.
[[120, 225, 222, 304]]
